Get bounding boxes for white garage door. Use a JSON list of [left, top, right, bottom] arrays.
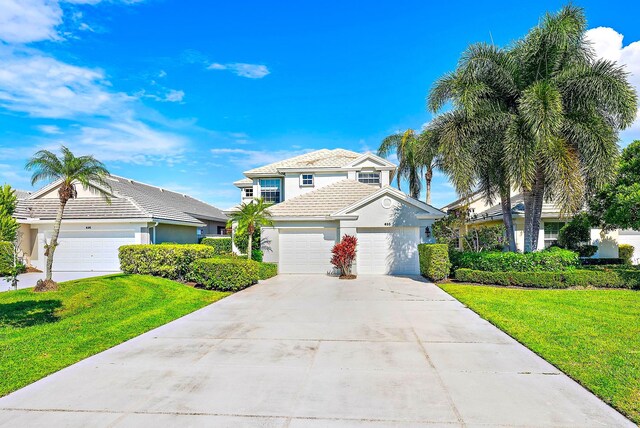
[[50, 230, 136, 272], [357, 227, 420, 275], [279, 228, 337, 274], [618, 231, 640, 265]]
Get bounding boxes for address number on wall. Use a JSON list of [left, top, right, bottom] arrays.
[[384, 222, 391, 226]]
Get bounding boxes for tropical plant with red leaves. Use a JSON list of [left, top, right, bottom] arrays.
[[331, 235, 357, 278]]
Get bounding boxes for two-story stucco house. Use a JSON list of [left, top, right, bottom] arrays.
[[231, 149, 444, 275]]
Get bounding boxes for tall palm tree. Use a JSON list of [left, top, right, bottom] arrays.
[[226, 198, 273, 260], [378, 129, 423, 199], [428, 5, 637, 252], [415, 129, 441, 205], [26, 146, 111, 287]]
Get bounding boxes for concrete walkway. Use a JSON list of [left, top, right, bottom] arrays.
[[3, 271, 116, 292], [0, 275, 632, 427]]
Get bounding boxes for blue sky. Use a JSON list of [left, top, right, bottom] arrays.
[[1, 0, 640, 209]]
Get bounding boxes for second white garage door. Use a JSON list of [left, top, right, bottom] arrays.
[[357, 227, 420, 275], [279, 228, 337, 274]]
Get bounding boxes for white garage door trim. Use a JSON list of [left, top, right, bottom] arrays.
[[47, 229, 137, 272], [279, 228, 337, 274], [357, 227, 420, 275]]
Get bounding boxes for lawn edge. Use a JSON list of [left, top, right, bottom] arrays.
[[437, 283, 637, 425]]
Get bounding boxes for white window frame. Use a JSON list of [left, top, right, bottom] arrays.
[[300, 173, 314, 187], [243, 187, 254, 198], [259, 178, 282, 203], [358, 171, 381, 184], [543, 221, 566, 248]]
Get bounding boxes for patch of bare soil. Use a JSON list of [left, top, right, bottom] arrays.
[[33, 279, 58, 292]]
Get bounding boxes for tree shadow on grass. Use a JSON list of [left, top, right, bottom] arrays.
[[0, 300, 62, 328]]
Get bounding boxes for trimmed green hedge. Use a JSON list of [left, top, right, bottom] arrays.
[[418, 244, 451, 282], [455, 268, 640, 289], [188, 257, 260, 291], [452, 247, 579, 272], [119, 244, 216, 280], [258, 262, 278, 280], [201, 237, 233, 255], [619, 244, 634, 265], [0, 241, 13, 276]]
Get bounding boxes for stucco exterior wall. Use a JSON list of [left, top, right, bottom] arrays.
[[260, 227, 279, 263], [284, 172, 348, 199], [154, 224, 198, 244]]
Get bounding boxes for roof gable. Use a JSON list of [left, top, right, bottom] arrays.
[[243, 148, 367, 175], [343, 152, 396, 169], [333, 186, 445, 218]]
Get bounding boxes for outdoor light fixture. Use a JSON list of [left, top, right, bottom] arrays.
[[425, 226, 431, 238]]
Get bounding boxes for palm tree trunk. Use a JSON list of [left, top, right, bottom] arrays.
[[425, 168, 433, 205], [500, 188, 517, 252], [46, 200, 67, 281], [523, 165, 545, 252], [396, 173, 401, 192], [247, 232, 252, 260]]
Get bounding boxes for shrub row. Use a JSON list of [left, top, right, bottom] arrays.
[[200, 237, 233, 255], [418, 244, 451, 282], [258, 262, 278, 280], [119, 244, 215, 280], [618, 244, 634, 265], [455, 268, 640, 289], [188, 257, 260, 292], [451, 247, 579, 272]]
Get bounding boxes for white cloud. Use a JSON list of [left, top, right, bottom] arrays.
[[37, 124, 63, 134], [586, 27, 640, 135], [0, 0, 63, 43], [164, 89, 184, 102], [0, 46, 128, 119], [210, 148, 313, 169], [207, 62, 270, 79]]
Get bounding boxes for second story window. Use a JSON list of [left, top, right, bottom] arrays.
[[243, 187, 253, 198], [301, 174, 314, 186], [358, 171, 380, 184], [259, 179, 282, 203]]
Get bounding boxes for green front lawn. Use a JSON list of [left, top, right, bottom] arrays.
[[0, 274, 228, 396], [441, 284, 640, 424]]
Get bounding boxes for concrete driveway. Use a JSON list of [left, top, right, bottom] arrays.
[[0, 275, 632, 427], [3, 271, 116, 292]]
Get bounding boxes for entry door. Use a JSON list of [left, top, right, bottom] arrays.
[[279, 228, 337, 274], [357, 227, 420, 275], [50, 230, 136, 272]]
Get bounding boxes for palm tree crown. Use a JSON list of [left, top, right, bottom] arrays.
[[226, 198, 273, 260]]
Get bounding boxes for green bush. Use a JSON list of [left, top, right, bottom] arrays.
[[258, 262, 278, 280], [455, 268, 639, 289], [201, 237, 233, 255], [119, 244, 216, 280], [188, 257, 260, 291], [619, 244, 634, 265], [0, 241, 13, 276], [455, 247, 579, 272], [251, 249, 263, 262], [234, 228, 260, 254], [418, 244, 451, 282], [577, 244, 598, 258]]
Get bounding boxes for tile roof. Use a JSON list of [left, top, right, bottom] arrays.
[[268, 179, 379, 217], [233, 178, 253, 187], [15, 190, 32, 200], [16, 175, 227, 225], [469, 193, 561, 222], [243, 149, 362, 175]]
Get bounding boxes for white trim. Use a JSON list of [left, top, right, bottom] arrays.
[[332, 186, 445, 217], [271, 215, 358, 221], [343, 152, 396, 169], [19, 217, 203, 227]]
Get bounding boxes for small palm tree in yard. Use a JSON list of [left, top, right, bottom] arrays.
[[226, 198, 273, 260], [26, 146, 111, 291]]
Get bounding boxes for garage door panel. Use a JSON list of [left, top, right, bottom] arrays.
[[357, 227, 420, 275], [50, 230, 136, 272], [618, 233, 640, 265], [279, 228, 337, 274]]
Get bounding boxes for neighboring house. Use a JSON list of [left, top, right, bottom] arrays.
[[441, 190, 619, 258], [14, 175, 227, 272], [230, 149, 444, 275], [618, 230, 640, 264]]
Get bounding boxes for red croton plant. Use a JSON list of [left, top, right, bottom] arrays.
[[330, 235, 357, 278]]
